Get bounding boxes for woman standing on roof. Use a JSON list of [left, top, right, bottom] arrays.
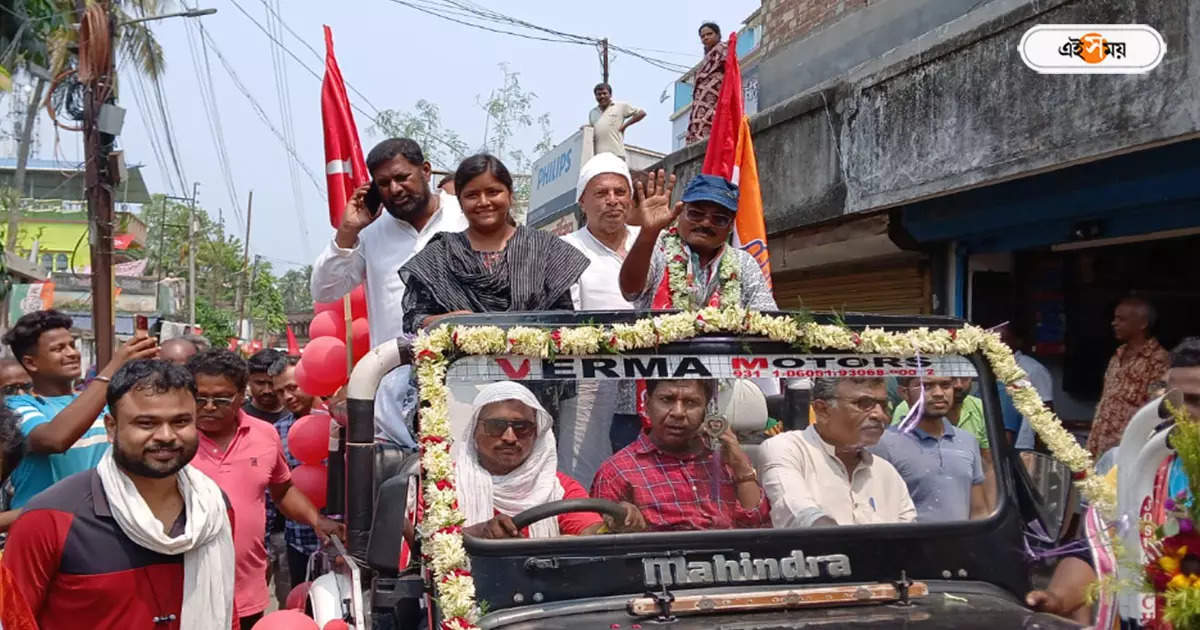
[[399, 153, 590, 333], [686, 21, 729, 145]]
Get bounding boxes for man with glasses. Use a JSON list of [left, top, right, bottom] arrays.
[[871, 376, 989, 522], [0, 359, 32, 398], [619, 172, 776, 311], [186, 349, 343, 629], [458, 381, 644, 539], [761, 377, 915, 527]]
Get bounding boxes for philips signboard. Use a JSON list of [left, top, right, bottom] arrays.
[[528, 127, 594, 228]]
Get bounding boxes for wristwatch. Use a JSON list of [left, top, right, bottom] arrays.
[[733, 468, 758, 484]]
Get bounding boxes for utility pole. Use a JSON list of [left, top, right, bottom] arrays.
[[187, 182, 198, 328], [155, 196, 167, 283], [243, 254, 261, 340], [81, 0, 116, 367], [601, 38, 609, 84], [234, 190, 254, 337]]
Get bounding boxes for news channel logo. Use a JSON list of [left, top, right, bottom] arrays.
[[1020, 24, 1165, 74]]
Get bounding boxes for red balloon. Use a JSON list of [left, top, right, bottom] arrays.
[[308, 310, 346, 341], [292, 464, 328, 510], [349, 285, 367, 320], [324, 621, 350, 630], [351, 318, 370, 361], [313, 299, 340, 316], [289, 414, 331, 465], [252, 610, 318, 630], [299, 337, 347, 396], [285, 581, 311, 610], [295, 357, 340, 398]]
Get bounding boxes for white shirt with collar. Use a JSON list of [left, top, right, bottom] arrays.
[[561, 224, 639, 311], [310, 191, 467, 346], [760, 425, 916, 528], [309, 191, 467, 449]]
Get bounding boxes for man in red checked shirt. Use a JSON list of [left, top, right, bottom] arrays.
[[591, 379, 770, 531]]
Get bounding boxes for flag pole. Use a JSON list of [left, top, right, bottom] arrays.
[[343, 293, 353, 380]]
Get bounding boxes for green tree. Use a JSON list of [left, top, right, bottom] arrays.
[[373, 63, 553, 222], [139, 195, 288, 343], [278, 266, 313, 313], [373, 100, 468, 172]]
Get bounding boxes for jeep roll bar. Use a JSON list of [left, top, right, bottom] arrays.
[[341, 337, 411, 560]]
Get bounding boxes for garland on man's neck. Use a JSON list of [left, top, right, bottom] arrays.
[[662, 228, 740, 309]]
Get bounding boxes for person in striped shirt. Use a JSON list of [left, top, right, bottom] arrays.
[[1, 309, 158, 508]]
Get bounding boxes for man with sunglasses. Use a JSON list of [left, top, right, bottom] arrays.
[[458, 382, 645, 540], [0, 360, 32, 398], [761, 377, 915, 527], [185, 349, 343, 629], [619, 172, 776, 311]]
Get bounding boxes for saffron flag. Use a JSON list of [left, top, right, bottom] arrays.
[[700, 31, 772, 289], [321, 26, 368, 228]]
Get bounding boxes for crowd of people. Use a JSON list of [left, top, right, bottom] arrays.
[[0, 29, 1192, 621], [0, 313, 343, 628]]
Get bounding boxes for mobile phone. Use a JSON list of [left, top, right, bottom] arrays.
[[364, 182, 383, 218], [135, 315, 149, 338]]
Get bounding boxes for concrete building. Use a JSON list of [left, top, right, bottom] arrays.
[[654, 0, 1199, 424], [0, 158, 151, 271]]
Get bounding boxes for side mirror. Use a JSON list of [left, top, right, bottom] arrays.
[[1015, 449, 1076, 541]]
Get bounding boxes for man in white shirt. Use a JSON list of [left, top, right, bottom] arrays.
[[589, 83, 645, 159], [310, 138, 467, 449], [558, 152, 639, 483], [562, 152, 638, 311], [760, 377, 916, 527]]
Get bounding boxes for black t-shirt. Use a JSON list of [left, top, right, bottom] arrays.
[[241, 401, 290, 424]]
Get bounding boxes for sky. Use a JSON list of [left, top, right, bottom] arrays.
[[10, 0, 759, 272]]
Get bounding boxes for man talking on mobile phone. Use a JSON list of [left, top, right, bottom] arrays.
[[310, 138, 467, 450]]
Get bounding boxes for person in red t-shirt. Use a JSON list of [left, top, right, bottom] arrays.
[[458, 381, 645, 539]]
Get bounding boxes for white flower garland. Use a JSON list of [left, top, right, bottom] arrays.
[[662, 229, 741, 309], [412, 307, 1103, 628]]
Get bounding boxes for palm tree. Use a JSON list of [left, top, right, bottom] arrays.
[[3, 0, 166, 252]]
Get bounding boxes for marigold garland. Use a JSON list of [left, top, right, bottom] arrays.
[[412, 307, 1101, 628]]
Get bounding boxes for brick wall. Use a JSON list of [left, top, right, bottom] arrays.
[[762, 0, 871, 53]]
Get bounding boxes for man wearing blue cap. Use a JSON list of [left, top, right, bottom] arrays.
[[619, 171, 776, 311]]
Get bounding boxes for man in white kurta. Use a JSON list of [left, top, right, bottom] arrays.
[[310, 138, 467, 448], [558, 153, 639, 484], [761, 377, 915, 527]]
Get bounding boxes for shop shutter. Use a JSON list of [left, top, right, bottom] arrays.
[[772, 260, 930, 315]]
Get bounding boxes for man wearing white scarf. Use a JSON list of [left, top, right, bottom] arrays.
[[2, 359, 235, 629], [457, 381, 645, 539]]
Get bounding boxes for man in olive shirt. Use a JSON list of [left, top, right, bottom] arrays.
[[589, 83, 645, 159]]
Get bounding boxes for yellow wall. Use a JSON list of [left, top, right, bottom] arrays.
[[0, 220, 91, 271]]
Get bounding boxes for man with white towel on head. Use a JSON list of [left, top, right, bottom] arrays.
[[458, 381, 645, 539]]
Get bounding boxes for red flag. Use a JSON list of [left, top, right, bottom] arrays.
[[701, 32, 743, 181], [286, 324, 300, 355], [321, 26, 368, 228]]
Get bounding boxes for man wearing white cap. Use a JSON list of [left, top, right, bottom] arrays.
[[562, 152, 640, 311], [559, 153, 642, 482]]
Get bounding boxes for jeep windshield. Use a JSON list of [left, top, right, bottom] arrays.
[[435, 312, 1031, 627]]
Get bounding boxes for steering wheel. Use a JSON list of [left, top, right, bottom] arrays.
[[510, 498, 626, 530]]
